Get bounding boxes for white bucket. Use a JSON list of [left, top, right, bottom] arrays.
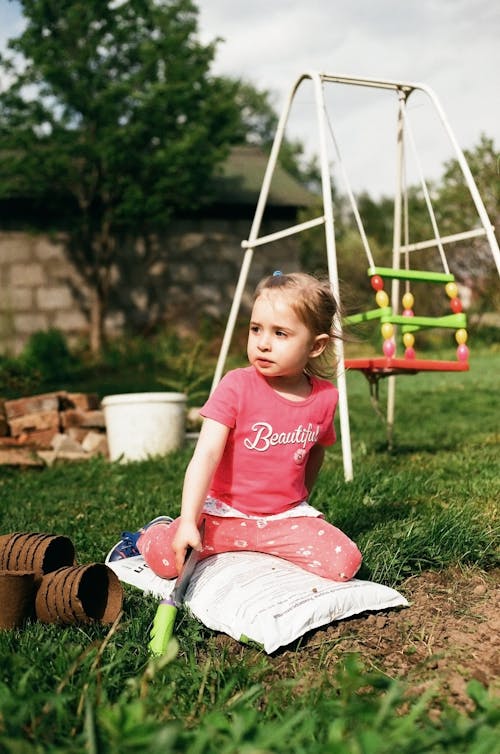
[[102, 392, 187, 462]]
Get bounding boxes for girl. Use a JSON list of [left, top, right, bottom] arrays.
[[116, 272, 362, 582]]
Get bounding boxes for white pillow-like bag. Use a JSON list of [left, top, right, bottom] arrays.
[[107, 550, 408, 653]]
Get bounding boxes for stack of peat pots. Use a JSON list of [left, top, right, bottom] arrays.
[[0, 531, 122, 630]]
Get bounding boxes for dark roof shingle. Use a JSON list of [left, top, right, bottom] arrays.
[[212, 145, 317, 208]]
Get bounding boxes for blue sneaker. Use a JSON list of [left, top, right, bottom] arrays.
[[106, 515, 173, 562]]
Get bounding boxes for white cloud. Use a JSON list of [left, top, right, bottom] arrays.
[[199, 0, 500, 195]]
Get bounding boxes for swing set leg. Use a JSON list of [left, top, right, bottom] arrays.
[[386, 374, 396, 452], [368, 375, 394, 451]]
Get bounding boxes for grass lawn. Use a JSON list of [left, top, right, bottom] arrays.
[[0, 348, 498, 752]]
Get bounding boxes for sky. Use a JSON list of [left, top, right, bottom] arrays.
[[1, 0, 499, 197]]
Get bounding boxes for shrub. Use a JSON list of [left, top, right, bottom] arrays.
[[21, 328, 77, 383], [0, 355, 41, 397]]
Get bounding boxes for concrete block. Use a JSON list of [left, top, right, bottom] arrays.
[[37, 450, 57, 467], [53, 310, 88, 330], [50, 450, 92, 464], [66, 427, 90, 443], [0, 287, 30, 311], [51, 433, 85, 453], [81, 431, 108, 456], [34, 236, 67, 261], [8, 288, 33, 311], [14, 313, 49, 334], [0, 234, 33, 264], [10, 263, 45, 287], [38, 449, 92, 465], [37, 287, 74, 310]]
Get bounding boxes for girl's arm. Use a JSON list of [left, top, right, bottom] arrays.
[[305, 443, 326, 494], [172, 417, 229, 573]]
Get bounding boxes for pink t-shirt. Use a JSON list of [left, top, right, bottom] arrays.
[[200, 366, 338, 516]]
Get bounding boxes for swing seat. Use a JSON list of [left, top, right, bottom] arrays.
[[345, 356, 469, 379]]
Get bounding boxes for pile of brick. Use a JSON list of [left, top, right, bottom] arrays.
[[0, 391, 108, 467]]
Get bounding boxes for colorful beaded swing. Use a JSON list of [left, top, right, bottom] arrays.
[[344, 265, 470, 380]]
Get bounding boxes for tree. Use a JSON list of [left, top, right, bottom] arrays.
[[434, 135, 499, 282], [408, 135, 500, 316], [0, 0, 241, 354]]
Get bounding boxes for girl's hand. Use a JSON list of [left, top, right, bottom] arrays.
[[172, 519, 202, 574]]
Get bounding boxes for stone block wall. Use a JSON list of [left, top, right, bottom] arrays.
[[0, 218, 301, 354], [0, 232, 89, 354]]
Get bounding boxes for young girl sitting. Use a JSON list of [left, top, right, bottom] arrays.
[[111, 271, 362, 582]]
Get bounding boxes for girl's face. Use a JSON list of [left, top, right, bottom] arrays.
[[247, 291, 327, 381]]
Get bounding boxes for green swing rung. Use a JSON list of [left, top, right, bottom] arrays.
[[381, 313, 467, 330], [368, 266, 455, 284], [344, 307, 392, 325]]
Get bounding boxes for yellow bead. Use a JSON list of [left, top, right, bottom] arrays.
[[446, 282, 458, 299], [381, 322, 394, 340], [455, 328, 468, 345], [402, 292, 414, 310], [403, 332, 415, 348], [375, 290, 389, 308]]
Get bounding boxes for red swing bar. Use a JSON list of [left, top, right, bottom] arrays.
[[344, 356, 469, 379]]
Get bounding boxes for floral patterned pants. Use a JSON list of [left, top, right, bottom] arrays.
[[138, 513, 362, 582]]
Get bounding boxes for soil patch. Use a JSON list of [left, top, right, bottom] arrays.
[[212, 566, 499, 712], [285, 565, 500, 711]]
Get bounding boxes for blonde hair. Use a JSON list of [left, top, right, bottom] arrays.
[[253, 272, 341, 378]]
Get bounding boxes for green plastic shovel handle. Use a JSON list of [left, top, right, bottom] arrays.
[[148, 601, 177, 656]]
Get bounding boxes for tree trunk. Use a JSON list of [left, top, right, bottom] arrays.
[[89, 287, 104, 357]]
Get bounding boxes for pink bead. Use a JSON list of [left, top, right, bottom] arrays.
[[383, 339, 396, 358], [457, 344, 469, 361], [404, 347, 416, 359], [402, 309, 414, 317]]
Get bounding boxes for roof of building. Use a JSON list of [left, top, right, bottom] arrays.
[[0, 144, 318, 228], [211, 145, 317, 208]]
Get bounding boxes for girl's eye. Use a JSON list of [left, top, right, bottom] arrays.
[[250, 325, 260, 333], [275, 330, 287, 337]]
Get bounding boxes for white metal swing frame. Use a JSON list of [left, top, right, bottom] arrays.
[[210, 71, 500, 481]]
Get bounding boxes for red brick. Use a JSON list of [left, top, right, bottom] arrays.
[[0, 429, 58, 448], [0, 448, 44, 466], [59, 393, 100, 411], [0, 400, 7, 436], [8, 410, 61, 437], [0, 430, 57, 447], [60, 409, 105, 429], [4, 392, 61, 419], [22, 429, 60, 448], [0, 436, 26, 447]]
